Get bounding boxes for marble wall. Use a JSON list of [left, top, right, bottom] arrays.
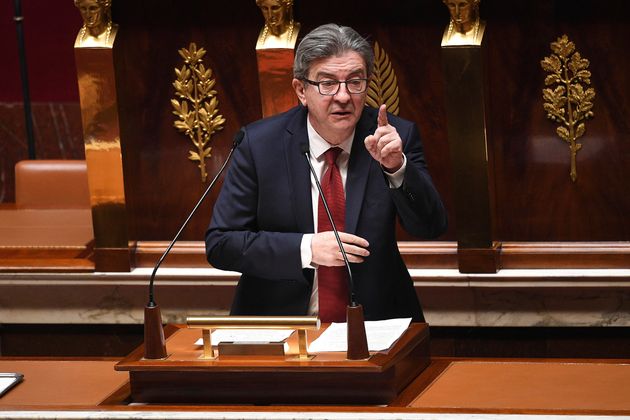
[[1, 268, 629, 327]]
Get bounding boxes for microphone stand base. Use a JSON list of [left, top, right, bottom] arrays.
[[143, 304, 167, 359], [346, 304, 369, 360]]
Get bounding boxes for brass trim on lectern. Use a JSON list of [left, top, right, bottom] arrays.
[[187, 315, 320, 360]]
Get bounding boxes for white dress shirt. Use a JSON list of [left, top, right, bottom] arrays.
[[300, 116, 406, 315]]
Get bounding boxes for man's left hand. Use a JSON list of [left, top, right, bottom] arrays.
[[364, 104, 404, 173]]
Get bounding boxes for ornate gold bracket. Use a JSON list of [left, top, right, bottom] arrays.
[[541, 35, 595, 183], [171, 43, 226, 183], [366, 41, 400, 116]]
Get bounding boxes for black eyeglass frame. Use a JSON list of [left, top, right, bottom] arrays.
[[302, 78, 369, 96]]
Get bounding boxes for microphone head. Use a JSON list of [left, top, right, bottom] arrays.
[[233, 128, 245, 146], [300, 143, 310, 155]]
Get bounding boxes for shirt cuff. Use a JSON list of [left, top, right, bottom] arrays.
[[300, 233, 315, 269], [382, 153, 406, 189]]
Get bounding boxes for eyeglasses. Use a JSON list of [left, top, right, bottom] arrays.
[[302, 78, 369, 96]]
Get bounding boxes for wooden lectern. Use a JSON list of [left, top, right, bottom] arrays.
[[115, 323, 429, 405]]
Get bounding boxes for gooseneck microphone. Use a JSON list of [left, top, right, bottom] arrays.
[[300, 143, 358, 307], [144, 128, 245, 359], [301, 143, 369, 360]]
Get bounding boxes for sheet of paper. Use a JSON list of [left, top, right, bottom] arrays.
[[0, 373, 23, 398], [308, 318, 412, 353], [194, 329, 294, 345]]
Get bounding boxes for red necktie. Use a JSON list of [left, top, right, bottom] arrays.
[[317, 147, 349, 323]]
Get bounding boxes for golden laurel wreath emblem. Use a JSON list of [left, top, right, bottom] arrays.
[[171, 43, 226, 183], [366, 41, 400, 116], [541, 35, 595, 183]]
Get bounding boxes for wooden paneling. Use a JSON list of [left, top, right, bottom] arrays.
[[484, 1, 630, 241], [113, 1, 271, 242], [3, 324, 630, 360], [111, 0, 455, 242], [0, 0, 580, 273], [115, 324, 430, 405], [132, 240, 458, 269], [111, 1, 630, 249]]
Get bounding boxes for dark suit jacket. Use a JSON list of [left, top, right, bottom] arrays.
[[205, 105, 447, 321]]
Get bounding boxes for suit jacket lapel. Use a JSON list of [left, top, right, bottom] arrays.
[[346, 107, 377, 235], [284, 106, 314, 233]]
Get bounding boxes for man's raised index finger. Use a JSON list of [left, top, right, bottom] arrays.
[[377, 104, 388, 127]]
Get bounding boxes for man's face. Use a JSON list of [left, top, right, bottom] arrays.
[[77, 0, 103, 28], [292, 51, 368, 145], [258, 0, 287, 33], [444, 0, 476, 25]]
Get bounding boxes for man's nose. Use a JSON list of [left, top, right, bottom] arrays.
[[333, 83, 351, 101]]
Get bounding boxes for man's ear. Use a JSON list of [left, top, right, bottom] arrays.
[[292, 78, 307, 106]]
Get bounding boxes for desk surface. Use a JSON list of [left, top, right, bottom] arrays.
[[411, 359, 630, 412], [2, 356, 630, 418], [0, 359, 127, 407]]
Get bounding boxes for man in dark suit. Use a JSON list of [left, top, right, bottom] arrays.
[[206, 23, 447, 322]]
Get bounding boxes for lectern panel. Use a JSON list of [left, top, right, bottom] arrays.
[[115, 323, 430, 404]]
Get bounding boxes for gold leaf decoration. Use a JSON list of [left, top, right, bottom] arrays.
[[172, 42, 226, 183], [366, 41, 400, 116], [541, 35, 595, 183]]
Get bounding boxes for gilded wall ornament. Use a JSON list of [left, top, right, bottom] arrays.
[[441, 0, 485, 46], [255, 0, 300, 50], [74, 0, 118, 48], [171, 43, 226, 183], [366, 41, 400, 116], [541, 35, 595, 183]]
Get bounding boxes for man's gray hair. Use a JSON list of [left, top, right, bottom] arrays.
[[293, 24, 374, 80]]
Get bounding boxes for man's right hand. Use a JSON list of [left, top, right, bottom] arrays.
[[310, 231, 370, 267]]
